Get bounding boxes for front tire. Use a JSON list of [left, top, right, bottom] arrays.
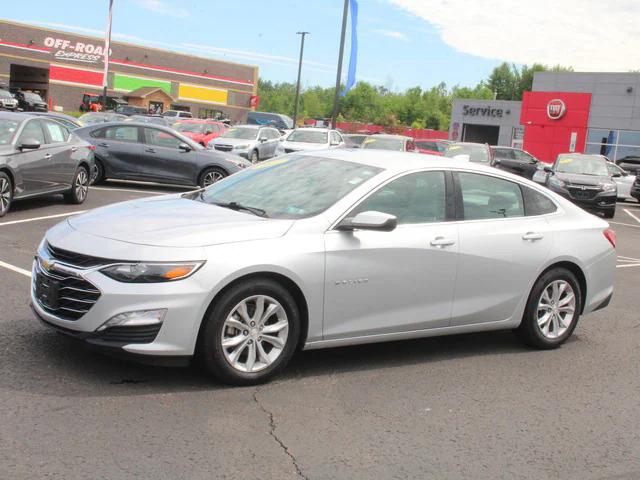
[[63, 166, 90, 204], [250, 150, 259, 163], [198, 279, 300, 385], [0, 172, 13, 217], [92, 158, 106, 184], [198, 167, 227, 188], [517, 268, 581, 349], [603, 208, 615, 219]]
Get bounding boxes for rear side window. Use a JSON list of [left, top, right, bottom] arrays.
[[493, 148, 515, 159], [458, 172, 524, 220], [104, 126, 139, 142], [522, 186, 557, 216]]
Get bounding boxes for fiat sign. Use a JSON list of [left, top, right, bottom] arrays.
[[547, 99, 566, 120]]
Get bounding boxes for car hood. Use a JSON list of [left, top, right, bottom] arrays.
[[555, 172, 610, 186], [67, 195, 294, 247], [282, 141, 328, 151]]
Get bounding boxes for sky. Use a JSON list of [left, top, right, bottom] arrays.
[[2, 0, 639, 92]]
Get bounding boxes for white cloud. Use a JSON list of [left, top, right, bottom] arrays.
[[372, 29, 408, 41], [135, 0, 189, 18], [388, 0, 640, 70]]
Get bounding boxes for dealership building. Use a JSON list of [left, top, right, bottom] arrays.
[[0, 20, 258, 121], [450, 71, 640, 163]]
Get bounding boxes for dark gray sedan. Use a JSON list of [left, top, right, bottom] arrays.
[[74, 122, 250, 188], [0, 112, 95, 217]]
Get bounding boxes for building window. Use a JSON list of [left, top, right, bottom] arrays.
[[148, 101, 164, 114], [585, 128, 640, 162], [199, 108, 224, 119], [170, 104, 190, 112]]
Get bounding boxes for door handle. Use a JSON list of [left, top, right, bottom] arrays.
[[98, 143, 109, 148], [145, 148, 156, 153], [44, 153, 52, 159], [522, 232, 544, 241], [430, 236, 455, 247]]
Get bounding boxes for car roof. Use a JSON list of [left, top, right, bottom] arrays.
[[294, 127, 333, 133], [0, 111, 37, 121], [370, 134, 412, 140], [296, 148, 499, 173], [449, 142, 488, 147]]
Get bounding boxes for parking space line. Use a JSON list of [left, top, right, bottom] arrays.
[[624, 208, 640, 224], [617, 263, 640, 269], [609, 221, 640, 229], [0, 210, 86, 227], [618, 255, 640, 262], [0, 259, 31, 277]]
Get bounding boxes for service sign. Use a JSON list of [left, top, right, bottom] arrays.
[[546, 99, 566, 120], [43, 37, 108, 64]]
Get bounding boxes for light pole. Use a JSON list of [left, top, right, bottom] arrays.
[[101, 0, 114, 110], [331, 0, 350, 129], [292, 31, 309, 127]]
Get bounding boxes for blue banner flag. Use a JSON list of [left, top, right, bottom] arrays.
[[341, 0, 358, 96]]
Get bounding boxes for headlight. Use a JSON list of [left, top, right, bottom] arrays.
[[549, 176, 566, 188], [600, 182, 617, 192], [100, 262, 204, 283], [234, 144, 250, 150]]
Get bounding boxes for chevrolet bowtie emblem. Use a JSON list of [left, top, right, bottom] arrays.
[[41, 259, 54, 271]]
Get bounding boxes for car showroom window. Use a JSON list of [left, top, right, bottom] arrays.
[[145, 128, 181, 149], [522, 186, 557, 216], [18, 120, 46, 145], [458, 172, 524, 220], [105, 126, 138, 142], [43, 120, 69, 143], [351, 171, 446, 224]]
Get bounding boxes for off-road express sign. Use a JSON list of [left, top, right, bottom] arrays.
[[43, 37, 108, 64]]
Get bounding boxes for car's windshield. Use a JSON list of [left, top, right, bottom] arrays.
[[176, 122, 206, 133], [362, 137, 405, 151], [23, 92, 44, 102], [221, 127, 258, 140], [0, 90, 13, 99], [286, 130, 327, 144], [445, 144, 490, 163], [0, 119, 19, 145], [556, 155, 609, 176], [198, 156, 383, 219]]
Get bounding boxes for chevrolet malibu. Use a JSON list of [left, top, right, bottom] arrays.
[[31, 150, 616, 385]]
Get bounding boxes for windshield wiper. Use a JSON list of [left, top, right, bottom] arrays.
[[213, 201, 268, 218]]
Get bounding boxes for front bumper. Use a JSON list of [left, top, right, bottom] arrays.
[[551, 186, 616, 211]]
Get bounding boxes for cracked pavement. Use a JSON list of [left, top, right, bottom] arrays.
[[1, 184, 640, 479]]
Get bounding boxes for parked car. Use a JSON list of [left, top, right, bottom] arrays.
[[631, 175, 640, 201], [0, 112, 95, 216], [361, 134, 416, 152], [0, 89, 18, 111], [343, 133, 369, 148], [162, 110, 193, 121], [277, 127, 345, 154], [492, 146, 540, 179], [30, 150, 616, 385], [415, 139, 450, 155], [114, 105, 148, 116], [125, 115, 172, 127], [616, 155, 640, 176], [247, 111, 294, 131], [537, 154, 617, 218], [14, 91, 47, 112], [27, 112, 82, 130], [607, 161, 637, 202], [209, 125, 281, 162], [74, 122, 249, 187], [444, 142, 493, 164], [174, 119, 227, 146], [78, 112, 127, 125]]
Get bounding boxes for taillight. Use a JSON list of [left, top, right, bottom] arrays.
[[603, 229, 616, 248], [87, 145, 96, 151]]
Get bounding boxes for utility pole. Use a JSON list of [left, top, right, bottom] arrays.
[[330, 0, 350, 129], [292, 31, 309, 128], [101, 0, 114, 110]]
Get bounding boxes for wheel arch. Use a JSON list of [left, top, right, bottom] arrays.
[[0, 166, 15, 190], [537, 261, 587, 314], [197, 164, 229, 185]]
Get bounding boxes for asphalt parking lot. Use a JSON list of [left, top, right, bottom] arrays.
[[1, 183, 640, 480]]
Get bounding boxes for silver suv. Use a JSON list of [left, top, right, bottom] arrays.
[[208, 124, 281, 163]]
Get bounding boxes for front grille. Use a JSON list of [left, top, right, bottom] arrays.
[[95, 324, 162, 344], [568, 186, 599, 201], [214, 144, 233, 152], [46, 242, 115, 268], [34, 262, 101, 321]]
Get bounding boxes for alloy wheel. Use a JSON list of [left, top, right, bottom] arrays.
[[203, 171, 224, 187], [536, 280, 576, 339], [221, 295, 289, 373], [75, 169, 89, 202], [0, 177, 10, 214]]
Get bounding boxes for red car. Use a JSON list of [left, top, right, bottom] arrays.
[[415, 139, 451, 156], [174, 120, 227, 146]]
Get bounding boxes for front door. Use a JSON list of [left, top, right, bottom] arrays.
[[324, 171, 459, 340], [14, 119, 58, 196]]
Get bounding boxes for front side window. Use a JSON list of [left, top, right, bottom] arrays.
[[606, 163, 625, 176], [43, 120, 69, 143], [459, 172, 524, 220], [493, 148, 515, 160], [104, 126, 139, 142], [351, 171, 446, 225], [199, 156, 382, 219], [18, 120, 46, 145], [145, 128, 181, 148]]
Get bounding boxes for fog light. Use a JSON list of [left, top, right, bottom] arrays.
[[97, 309, 167, 331]]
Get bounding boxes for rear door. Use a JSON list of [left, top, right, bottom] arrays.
[[140, 127, 195, 184], [14, 119, 59, 195], [450, 171, 553, 326], [93, 125, 143, 178]]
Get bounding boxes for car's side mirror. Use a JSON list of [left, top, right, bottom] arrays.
[[259, 136, 268, 143], [336, 211, 398, 232], [18, 138, 41, 150], [543, 165, 554, 174], [178, 142, 191, 152]]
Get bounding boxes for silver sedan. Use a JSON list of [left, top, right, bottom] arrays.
[[31, 150, 616, 385]]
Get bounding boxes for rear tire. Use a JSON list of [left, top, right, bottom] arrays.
[[198, 167, 227, 188], [517, 267, 582, 349], [92, 158, 106, 184], [63, 166, 90, 204], [0, 172, 13, 217], [198, 278, 300, 385]]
